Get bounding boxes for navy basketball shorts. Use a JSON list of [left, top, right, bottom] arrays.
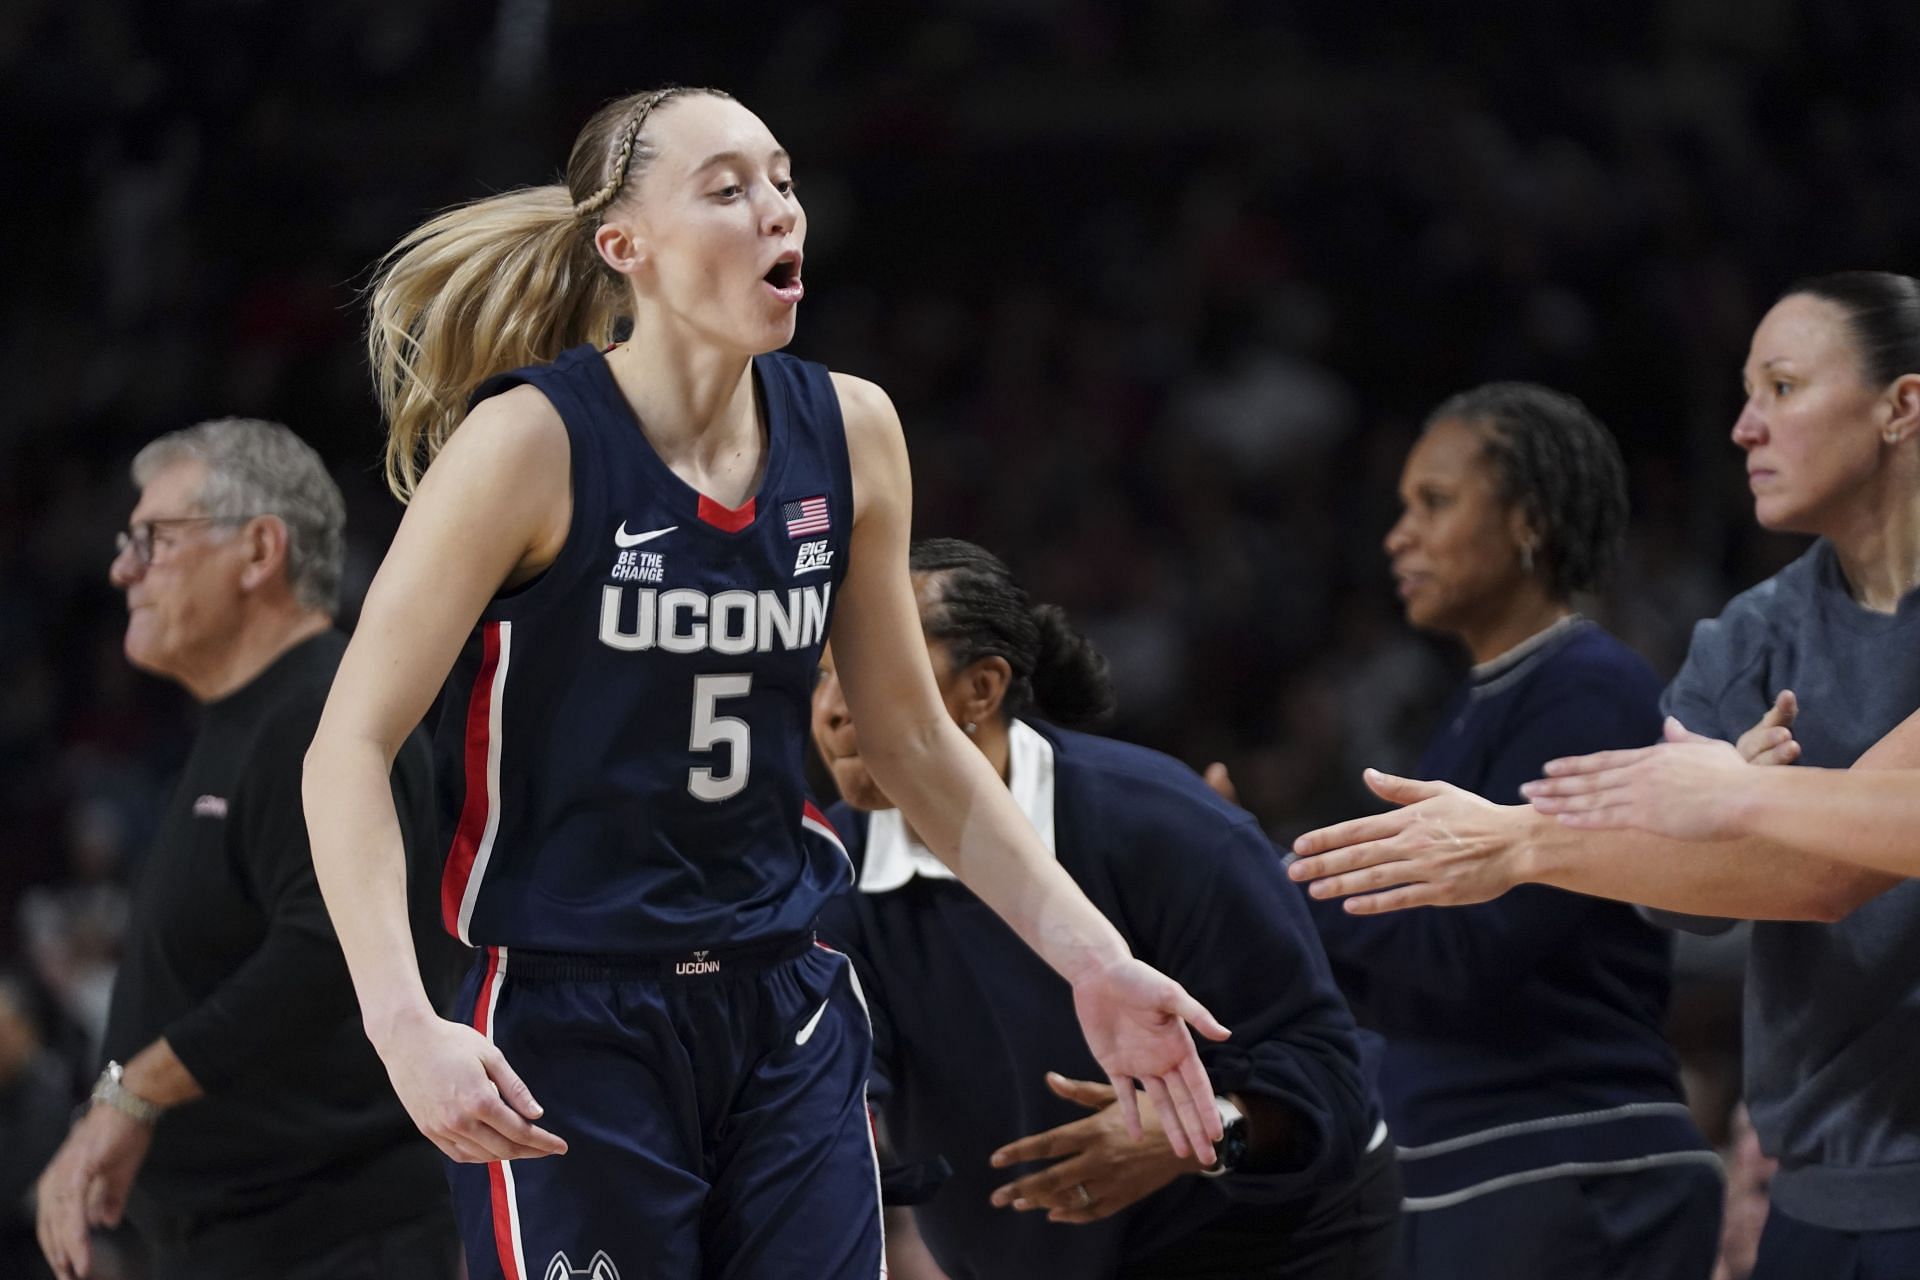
[[446, 935, 883, 1280]]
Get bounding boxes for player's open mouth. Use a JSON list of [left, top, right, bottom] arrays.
[[763, 255, 804, 303]]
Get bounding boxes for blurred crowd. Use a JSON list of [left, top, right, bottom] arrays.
[[4, 0, 1917, 1268]]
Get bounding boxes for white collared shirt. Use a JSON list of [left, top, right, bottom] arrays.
[[855, 719, 1058, 893]]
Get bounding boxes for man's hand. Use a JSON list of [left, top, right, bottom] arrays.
[[1522, 717, 1766, 841], [1288, 770, 1534, 912], [36, 1105, 153, 1280], [1069, 961, 1229, 1164], [375, 1008, 569, 1164], [987, 1074, 1201, 1223]]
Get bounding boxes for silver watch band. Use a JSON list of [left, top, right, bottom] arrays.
[[91, 1061, 163, 1125]]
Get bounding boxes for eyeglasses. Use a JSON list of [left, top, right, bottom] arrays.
[[114, 516, 255, 567]]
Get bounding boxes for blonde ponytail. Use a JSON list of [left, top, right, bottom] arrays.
[[368, 186, 622, 501], [367, 84, 733, 503]]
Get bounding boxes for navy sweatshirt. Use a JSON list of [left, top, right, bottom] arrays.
[[1305, 619, 1715, 1208], [819, 720, 1383, 1280]]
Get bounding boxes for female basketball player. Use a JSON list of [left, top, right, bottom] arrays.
[[301, 86, 1226, 1280], [1304, 383, 1717, 1280], [814, 539, 1401, 1280], [1290, 272, 1920, 1279]]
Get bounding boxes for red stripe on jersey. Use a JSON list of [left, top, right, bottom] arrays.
[[697, 493, 756, 532], [802, 798, 840, 838], [801, 799, 851, 869], [441, 623, 502, 935]]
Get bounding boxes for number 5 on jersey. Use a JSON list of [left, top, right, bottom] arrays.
[[689, 674, 752, 801]]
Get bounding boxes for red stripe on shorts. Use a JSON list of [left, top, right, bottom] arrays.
[[441, 623, 502, 934]]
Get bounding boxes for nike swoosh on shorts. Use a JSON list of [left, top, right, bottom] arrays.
[[795, 999, 831, 1045]]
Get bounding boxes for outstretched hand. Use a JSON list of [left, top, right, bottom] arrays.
[[1070, 959, 1229, 1164], [1287, 769, 1533, 911], [1522, 716, 1762, 841]]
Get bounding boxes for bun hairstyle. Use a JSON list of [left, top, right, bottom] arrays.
[[1425, 381, 1630, 600], [909, 539, 1116, 730], [1785, 271, 1920, 388], [367, 85, 732, 500]]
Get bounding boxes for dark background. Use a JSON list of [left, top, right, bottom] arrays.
[[4, 0, 1917, 1219]]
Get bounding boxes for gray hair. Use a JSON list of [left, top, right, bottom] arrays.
[[132, 418, 347, 614]]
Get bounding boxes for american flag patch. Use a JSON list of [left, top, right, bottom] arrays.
[[783, 495, 830, 539]]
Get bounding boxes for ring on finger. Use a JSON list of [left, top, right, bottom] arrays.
[[1073, 1182, 1094, 1209]]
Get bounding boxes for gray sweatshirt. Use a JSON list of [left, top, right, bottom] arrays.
[[1661, 538, 1920, 1231]]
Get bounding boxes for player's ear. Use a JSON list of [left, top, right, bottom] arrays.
[[594, 215, 648, 277]]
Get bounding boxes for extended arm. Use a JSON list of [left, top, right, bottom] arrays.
[[826, 373, 1227, 1160], [1290, 766, 1895, 923], [302, 390, 570, 1164], [1526, 704, 1920, 881]]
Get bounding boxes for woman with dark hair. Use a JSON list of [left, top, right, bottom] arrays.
[[814, 539, 1401, 1280], [296, 87, 1225, 1280], [1301, 382, 1720, 1280], [1293, 271, 1920, 1279]]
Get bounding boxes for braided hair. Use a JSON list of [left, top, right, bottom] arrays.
[[367, 85, 731, 500], [1425, 382, 1630, 599], [910, 539, 1116, 730]]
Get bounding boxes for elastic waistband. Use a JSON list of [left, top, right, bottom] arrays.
[[484, 931, 818, 982]]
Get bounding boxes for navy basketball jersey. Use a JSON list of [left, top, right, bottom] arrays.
[[433, 344, 854, 953]]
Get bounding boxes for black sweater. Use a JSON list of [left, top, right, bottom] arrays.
[[1305, 620, 1709, 1207], [102, 631, 466, 1245], [821, 720, 1381, 1280]]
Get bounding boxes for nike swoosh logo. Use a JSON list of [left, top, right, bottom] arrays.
[[614, 522, 677, 548], [795, 999, 831, 1046]]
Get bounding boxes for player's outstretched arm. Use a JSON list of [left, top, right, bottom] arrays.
[[1289, 764, 1894, 923], [826, 373, 1228, 1163], [1527, 701, 1920, 879], [303, 389, 570, 1164]]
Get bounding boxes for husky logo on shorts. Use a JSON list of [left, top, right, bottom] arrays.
[[545, 1250, 620, 1280]]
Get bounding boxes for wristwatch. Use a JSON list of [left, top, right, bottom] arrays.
[[91, 1061, 163, 1125], [1198, 1095, 1249, 1177]]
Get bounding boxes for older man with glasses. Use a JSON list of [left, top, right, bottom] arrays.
[[34, 418, 466, 1280]]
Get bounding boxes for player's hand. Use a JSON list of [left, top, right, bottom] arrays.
[[1522, 717, 1762, 841], [376, 1009, 568, 1163], [987, 1074, 1198, 1223], [1288, 770, 1531, 911], [1069, 960, 1228, 1164], [1736, 690, 1800, 766], [36, 1103, 152, 1279]]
